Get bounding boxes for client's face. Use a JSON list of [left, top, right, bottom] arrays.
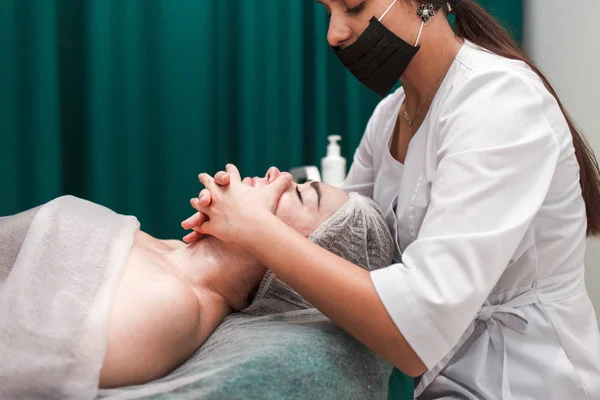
[[244, 167, 349, 237]]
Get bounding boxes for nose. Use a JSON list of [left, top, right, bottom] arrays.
[[266, 166, 281, 183], [327, 15, 353, 48]]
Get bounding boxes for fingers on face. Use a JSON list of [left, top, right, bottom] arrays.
[[183, 230, 204, 243], [198, 188, 212, 206], [181, 212, 203, 229], [225, 164, 241, 182], [215, 171, 231, 186], [199, 165, 239, 187], [273, 175, 293, 201], [190, 197, 212, 216], [198, 173, 215, 189], [190, 197, 203, 212], [273, 172, 292, 191]]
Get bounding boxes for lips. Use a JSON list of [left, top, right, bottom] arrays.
[[242, 177, 255, 187]]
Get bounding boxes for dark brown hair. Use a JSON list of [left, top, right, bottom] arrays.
[[415, 0, 600, 237]]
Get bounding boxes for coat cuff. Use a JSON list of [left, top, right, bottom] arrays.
[[371, 264, 451, 370]]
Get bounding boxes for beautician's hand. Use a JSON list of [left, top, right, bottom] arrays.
[[190, 166, 282, 213], [181, 168, 274, 243], [181, 213, 206, 243], [191, 164, 292, 245], [197, 166, 280, 205], [181, 171, 232, 243]]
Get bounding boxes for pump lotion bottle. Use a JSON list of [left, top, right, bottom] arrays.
[[321, 135, 346, 186]]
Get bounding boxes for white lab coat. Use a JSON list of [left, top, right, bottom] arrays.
[[342, 41, 600, 399]]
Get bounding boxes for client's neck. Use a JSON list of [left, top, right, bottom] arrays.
[[167, 236, 267, 311]]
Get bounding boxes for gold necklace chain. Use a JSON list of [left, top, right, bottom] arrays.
[[404, 40, 462, 127]]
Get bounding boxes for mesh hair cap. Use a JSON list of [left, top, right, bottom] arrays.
[[308, 192, 394, 271], [248, 193, 395, 314]]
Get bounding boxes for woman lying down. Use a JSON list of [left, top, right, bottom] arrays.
[[0, 167, 394, 398]]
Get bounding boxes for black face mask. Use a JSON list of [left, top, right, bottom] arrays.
[[332, 16, 420, 97]]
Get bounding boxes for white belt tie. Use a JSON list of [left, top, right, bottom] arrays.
[[477, 291, 536, 399]]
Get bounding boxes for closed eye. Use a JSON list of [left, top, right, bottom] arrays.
[[346, 2, 365, 15]]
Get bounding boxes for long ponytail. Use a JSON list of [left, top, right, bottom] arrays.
[[423, 0, 600, 237]]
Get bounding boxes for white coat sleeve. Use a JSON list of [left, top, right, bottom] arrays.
[[340, 106, 380, 197], [370, 69, 562, 369]]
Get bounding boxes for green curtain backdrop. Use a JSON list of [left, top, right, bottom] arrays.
[[0, 0, 521, 241]]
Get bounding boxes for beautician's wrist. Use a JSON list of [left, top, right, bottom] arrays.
[[237, 211, 281, 250]]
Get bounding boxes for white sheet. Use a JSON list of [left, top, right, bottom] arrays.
[[0, 196, 139, 399]]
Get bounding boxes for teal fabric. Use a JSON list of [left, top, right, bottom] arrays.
[[388, 368, 415, 400], [0, 0, 382, 238], [0, 0, 522, 238], [97, 309, 394, 400], [477, 0, 522, 42], [0, 0, 522, 240]]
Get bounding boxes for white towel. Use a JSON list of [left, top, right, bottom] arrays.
[[0, 196, 139, 399]]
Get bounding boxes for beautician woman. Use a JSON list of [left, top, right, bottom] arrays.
[[187, 0, 600, 397]]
